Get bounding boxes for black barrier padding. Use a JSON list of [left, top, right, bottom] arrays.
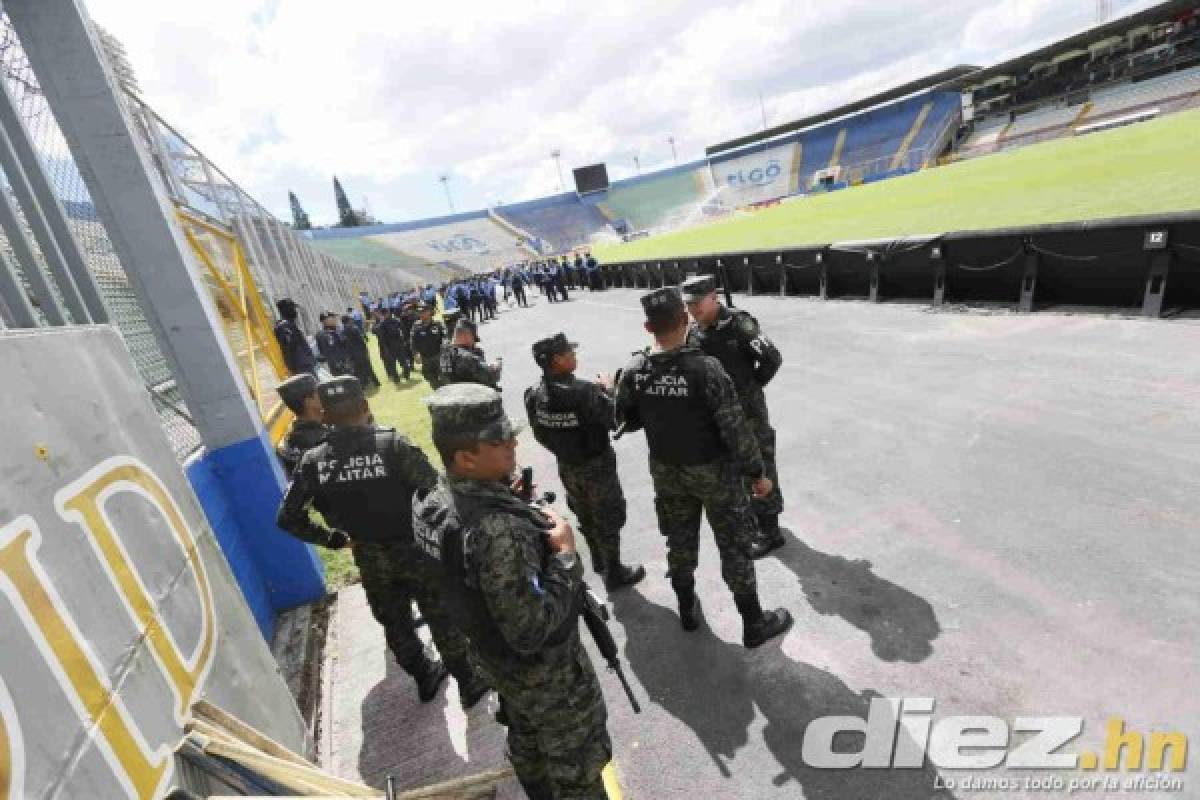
[[826, 248, 872, 298], [878, 245, 938, 302], [1165, 243, 1200, 311], [695, 257, 720, 287], [721, 258, 751, 292], [1030, 227, 1146, 309], [782, 248, 824, 296], [748, 253, 782, 294], [943, 235, 1025, 306], [662, 262, 684, 285], [650, 263, 666, 288]]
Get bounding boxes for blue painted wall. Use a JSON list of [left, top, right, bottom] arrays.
[[186, 428, 325, 639]]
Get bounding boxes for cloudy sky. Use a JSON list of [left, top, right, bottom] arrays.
[[85, 0, 1158, 226]]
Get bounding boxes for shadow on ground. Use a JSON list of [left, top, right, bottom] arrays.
[[611, 590, 956, 799], [775, 528, 941, 662]]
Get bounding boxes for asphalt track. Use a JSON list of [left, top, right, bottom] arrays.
[[487, 289, 1199, 799]]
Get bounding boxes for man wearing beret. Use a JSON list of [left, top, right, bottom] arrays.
[[277, 376, 489, 707], [274, 374, 326, 476], [410, 303, 447, 388], [682, 275, 787, 558], [413, 384, 611, 800], [273, 298, 316, 376], [440, 318, 501, 389], [615, 287, 792, 647], [524, 333, 646, 589]]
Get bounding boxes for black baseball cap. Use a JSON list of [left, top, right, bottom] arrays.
[[532, 333, 577, 368]]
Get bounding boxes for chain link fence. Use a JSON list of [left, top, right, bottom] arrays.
[[0, 12, 406, 460]]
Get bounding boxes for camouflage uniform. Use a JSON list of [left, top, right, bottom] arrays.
[[687, 304, 784, 518], [616, 344, 763, 596], [277, 415, 478, 693], [524, 364, 628, 572], [415, 384, 611, 799], [440, 343, 500, 388], [275, 418, 327, 476]]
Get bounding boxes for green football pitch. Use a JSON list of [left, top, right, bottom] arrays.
[[593, 107, 1200, 262]]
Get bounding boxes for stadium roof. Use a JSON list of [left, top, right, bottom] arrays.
[[947, 0, 1199, 88], [705, 65, 978, 157]]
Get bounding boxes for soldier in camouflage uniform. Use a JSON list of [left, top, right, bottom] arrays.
[[274, 373, 327, 476], [615, 287, 792, 648], [682, 275, 787, 558], [410, 303, 447, 388], [277, 376, 489, 707], [524, 333, 645, 589], [440, 318, 501, 388], [413, 384, 611, 800]]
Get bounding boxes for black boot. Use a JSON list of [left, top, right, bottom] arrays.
[[749, 514, 787, 559], [411, 657, 448, 703], [458, 671, 491, 710], [604, 562, 646, 591], [672, 577, 700, 632], [735, 592, 793, 648]]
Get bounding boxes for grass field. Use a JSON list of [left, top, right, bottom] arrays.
[[593, 108, 1200, 262]]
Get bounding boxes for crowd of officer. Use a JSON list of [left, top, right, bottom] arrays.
[[270, 272, 786, 800]]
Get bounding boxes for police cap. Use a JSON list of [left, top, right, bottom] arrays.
[[427, 383, 523, 445], [681, 275, 717, 301], [275, 373, 317, 412], [317, 376, 365, 412], [640, 286, 685, 319], [453, 317, 479, 342], [275, 297, 297, 316], [531, 332, 577, 368]]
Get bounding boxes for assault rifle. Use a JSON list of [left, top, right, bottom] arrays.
[[518, 467, 642, 713]]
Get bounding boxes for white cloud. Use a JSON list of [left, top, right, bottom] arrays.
[[83, 0, 1162, 225]]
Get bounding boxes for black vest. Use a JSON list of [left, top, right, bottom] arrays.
[[411, 483, 578, 664], [525, 377, 611, 464], [304, 427, 415, 544], [411, 321, 445, 358], [630, 350, 724, 465], [691, 310, 755, 393]]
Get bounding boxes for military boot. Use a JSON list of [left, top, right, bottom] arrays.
[[411, 657, 449, 703], [671, 577, 701, 632], [749, 514, 787, 559], [603, 545, 646, 591], [458, 672, 491, 710], [734, 592, 793, 648]]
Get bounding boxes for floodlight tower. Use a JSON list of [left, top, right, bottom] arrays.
[[550, 149, 564, 191], [633, 154, 641, 174], [667, 135, 677, 163], [438, 174, 454, 212]]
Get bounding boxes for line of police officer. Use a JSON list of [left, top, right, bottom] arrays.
[[271, 275, 791, 799]]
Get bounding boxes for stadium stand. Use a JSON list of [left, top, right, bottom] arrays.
[[492, 193, 610, 252], [602, 161, 714, 233], [308, 211, 529, 275]]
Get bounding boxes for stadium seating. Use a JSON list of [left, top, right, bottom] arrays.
[[603, 162, 713, 232], [493, 193, 610, 252], [309, 212, 529, 275], [1085, 63, 1200, 119]]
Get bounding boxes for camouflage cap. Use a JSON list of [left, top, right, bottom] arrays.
[[275, 373, 317, 411], [317, 375, 364, 412], [681, 274, 717, 301], [427, 383, 523, 444], [531, 332, 577, 367], [640, 286, 685, 319]]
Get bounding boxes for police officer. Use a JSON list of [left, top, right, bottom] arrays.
[[682, 275, 787, 558], [315, 312, 353, 377], [375, 307, 409, 383], [277, 376, 489, 706], [614, 287, 792, 647], [410, 303, 447, 388], [524, 333, 645, 589], [341, 314, 380, 389], [440, 318, 501, 389], [413, 384, 611, 799], [273, 298, 316, 376], [274, 374, 326, 476]]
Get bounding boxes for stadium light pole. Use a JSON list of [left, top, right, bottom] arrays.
[[438, 174, 454, 213], [550, 149, 564, 192], [667, 135, 677, 163], [633, 154, 641, 174]]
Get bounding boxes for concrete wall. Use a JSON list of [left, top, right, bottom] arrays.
[[0, 326, 307, 799]]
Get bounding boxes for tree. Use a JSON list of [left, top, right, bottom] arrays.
[[333, 176, 360, 227], [288, 191, 312, 230]]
